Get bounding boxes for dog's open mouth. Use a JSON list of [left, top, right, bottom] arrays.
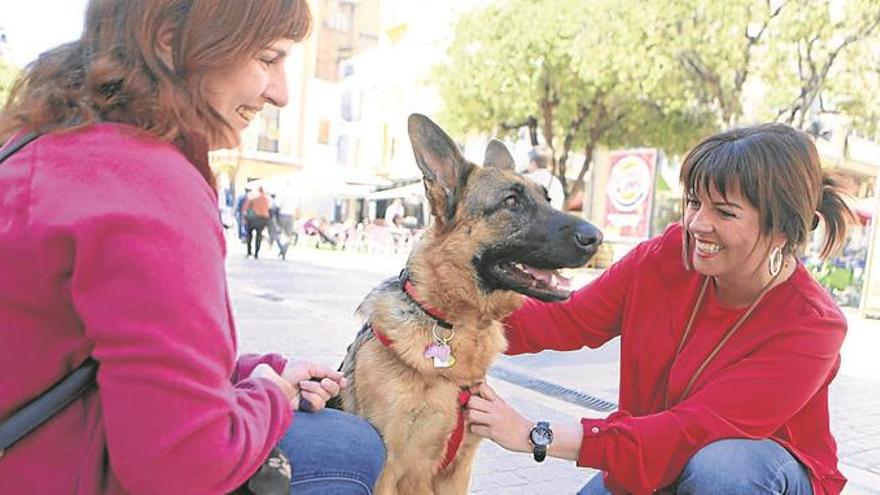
[[487, 261, 573, 301]]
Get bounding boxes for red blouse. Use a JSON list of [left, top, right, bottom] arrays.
[[504, 224, 847, 494]]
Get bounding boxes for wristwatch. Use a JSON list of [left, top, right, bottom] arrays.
[[528, 421, 553, 462]]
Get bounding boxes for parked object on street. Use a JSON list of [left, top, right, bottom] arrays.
[[330, 114, 602, 494]]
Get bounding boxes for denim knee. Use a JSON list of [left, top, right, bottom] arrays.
[[280, 408, 386, 494], [341, 414, 385, 486], [676, 439, 812, 495], [578, 471, 612, 495]]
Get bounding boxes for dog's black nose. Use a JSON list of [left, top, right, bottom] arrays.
[[574, 223, 602, 250]]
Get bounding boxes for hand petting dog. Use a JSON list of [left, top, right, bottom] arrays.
[[467, 382, 584, 462], [253, 361, 347, 412], [466, 383, 533, 454]]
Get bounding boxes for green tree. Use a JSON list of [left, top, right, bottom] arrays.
[[0, 57, 20, 106], [433, 0, 880, 200], [643, 0, 880, 133], [828, 41, 880, 139], [761, 0, 880, 129], [642, 0, 784, 129], [433, 0, 713, 203]]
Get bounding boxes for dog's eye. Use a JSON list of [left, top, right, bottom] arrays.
[[503, 195, 518, 208]]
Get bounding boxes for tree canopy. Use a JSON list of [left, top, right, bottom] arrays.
[[0, 57, 19, 106], [432, 0, 880, 201]]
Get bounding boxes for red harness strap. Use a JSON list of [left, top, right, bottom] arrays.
[[439, 389, 472, 471], [371, 324, 395, 348], [371, 324, 470, 471]]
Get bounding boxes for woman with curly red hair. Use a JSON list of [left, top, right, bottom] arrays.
[[0, 1, 384, 493]]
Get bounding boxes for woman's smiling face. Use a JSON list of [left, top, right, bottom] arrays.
[[684, 181, 782, 283], [203, 38, 294, 150]]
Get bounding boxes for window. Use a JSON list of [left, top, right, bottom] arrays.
[[324, 11, 350, 32], [337, 135, 350, 165], [257, 107, 280, 153], [341, 89, 362, 121], [318, 120, 331, 145], [341, 90, 353, 121]]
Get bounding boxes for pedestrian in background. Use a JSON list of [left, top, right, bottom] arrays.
[[468, 124, 854, 494], [235, 186, 253, 242], [243, 186, 272, 259], [523, 146, 565, 210], [383, 198, 405, 227], [274, 194, 297, 260], [0, 1, 384, 493]]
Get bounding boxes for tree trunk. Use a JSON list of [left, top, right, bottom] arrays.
[[556, 104, 590, 200]]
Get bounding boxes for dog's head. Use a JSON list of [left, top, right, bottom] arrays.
[[408, 113, 602, 302]]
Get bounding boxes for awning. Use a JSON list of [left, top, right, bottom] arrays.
[[367, 181, 425, 201], [246, 172, 372, 199]]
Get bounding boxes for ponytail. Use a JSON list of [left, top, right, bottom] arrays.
[[815, 173, 856, 259]]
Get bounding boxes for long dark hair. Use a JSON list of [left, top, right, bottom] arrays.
[[679, 123, 854, 268], [0, 0, 311, 184]]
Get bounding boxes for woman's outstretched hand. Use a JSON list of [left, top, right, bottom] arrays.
[[466, 382, 532, 453], [253, 361, 347, 412]]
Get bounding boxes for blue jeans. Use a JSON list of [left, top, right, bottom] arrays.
[[578, 439, 813, 494], [278, 408, 385, 494]]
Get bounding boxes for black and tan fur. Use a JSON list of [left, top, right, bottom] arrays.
[[336, 114, 602, 494]]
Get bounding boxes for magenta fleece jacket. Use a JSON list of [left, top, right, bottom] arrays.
[[0, 124, 293, 494]]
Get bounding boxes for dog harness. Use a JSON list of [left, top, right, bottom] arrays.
[[369, 269, 471, 471]]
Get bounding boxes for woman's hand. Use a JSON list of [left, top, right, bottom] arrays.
[[252, 361, 346, 412], [282, 360, 346, 412], [466, 382, 533, 454]]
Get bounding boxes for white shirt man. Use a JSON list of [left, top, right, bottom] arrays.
[[523, 148, 565, 210], [384, 199, 405, 226]]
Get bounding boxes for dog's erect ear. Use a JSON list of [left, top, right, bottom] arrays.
[[408, 114, 474, 229], [483, 139, 515, 172]]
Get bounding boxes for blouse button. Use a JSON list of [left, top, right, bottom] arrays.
[[591, 426, 600, 434]]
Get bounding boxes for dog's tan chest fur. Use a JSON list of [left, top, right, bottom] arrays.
[[340, 287, 515, 494]]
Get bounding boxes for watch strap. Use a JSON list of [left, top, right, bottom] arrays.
[[530, 421, 551, 462], [533, 443, 547, 462]]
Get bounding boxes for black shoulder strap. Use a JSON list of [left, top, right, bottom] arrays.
[[0, 358, 99, 455], [0, 130, 100, 457], [0, 131, 41, 165]]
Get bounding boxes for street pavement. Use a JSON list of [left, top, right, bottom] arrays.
[[226, 236, 880, 494]]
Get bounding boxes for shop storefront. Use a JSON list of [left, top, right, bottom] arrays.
[[810, 135, 879, 311]]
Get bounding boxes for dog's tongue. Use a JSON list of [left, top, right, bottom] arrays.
[[523, 266, 572, 291]]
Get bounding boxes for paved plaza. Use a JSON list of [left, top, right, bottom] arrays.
[[226, 239, 880, 493]]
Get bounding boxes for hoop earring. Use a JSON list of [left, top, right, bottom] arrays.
[[768, 246, 784, 277]]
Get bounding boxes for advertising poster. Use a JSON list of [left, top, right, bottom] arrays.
[[603, 149, 658, 239], [861, 196, 880, 318]]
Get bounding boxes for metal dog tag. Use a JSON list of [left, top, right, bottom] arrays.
[[433, 353, 456, 368], [425, 342, 455, 368]]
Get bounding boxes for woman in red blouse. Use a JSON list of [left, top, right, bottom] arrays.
[[467, 123, 854, 494]]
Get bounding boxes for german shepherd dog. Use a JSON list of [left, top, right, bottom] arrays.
[[334, 114, 602, 494]]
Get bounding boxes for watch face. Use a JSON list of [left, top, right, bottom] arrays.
[[530, 425, 552, 446]]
